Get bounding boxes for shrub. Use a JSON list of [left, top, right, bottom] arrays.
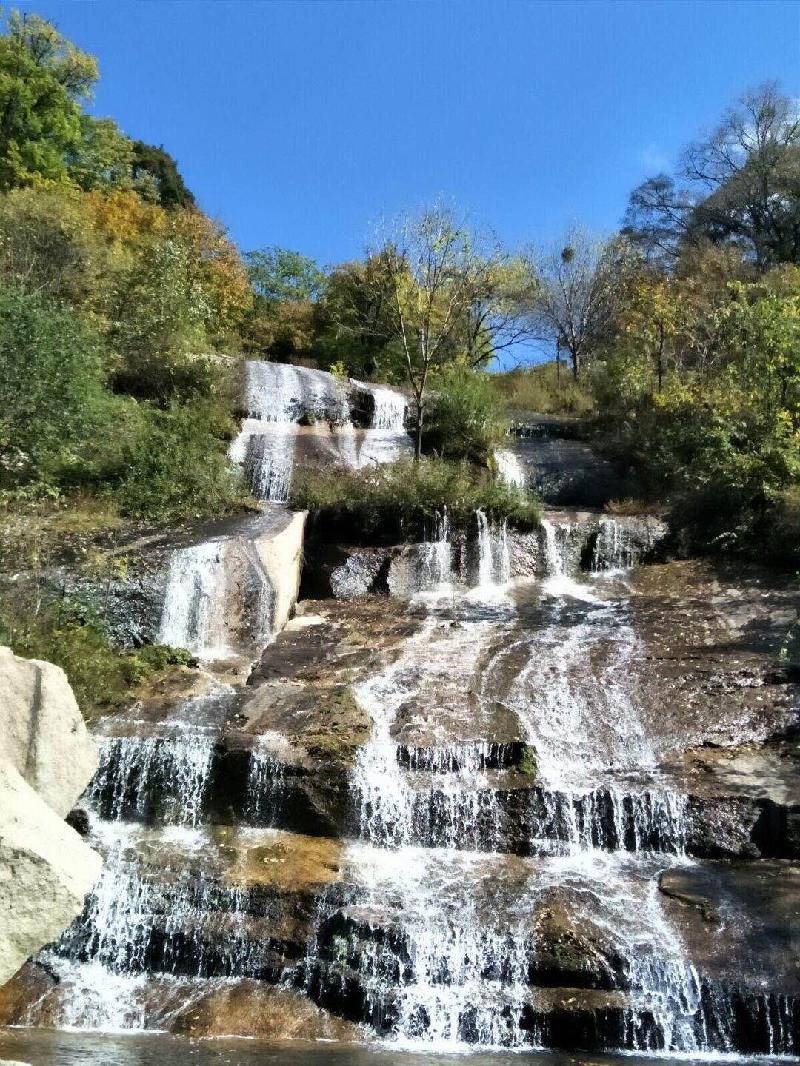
[[0, 588, 192, 720], [112, 396, 246, 521], [0, 284, 111, 488], [291, 458, 540, 541], [424, 366, 507, 463], [491, 361, 595, 417]]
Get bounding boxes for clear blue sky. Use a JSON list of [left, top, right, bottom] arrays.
[[16, 0, 800, 266]]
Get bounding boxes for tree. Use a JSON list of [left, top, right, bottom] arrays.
[[130, 142, 195, 209], [245, 247, 325, 303], [523, 225, 632, 379], [624, 83, 800, 268], [0, 186, 120, 312], [67, 116, 135, 193], [0, 11, 101, 190], [355, 205, 523, 458], [314, 255, 404, 379], [0, 283, 108, 486]]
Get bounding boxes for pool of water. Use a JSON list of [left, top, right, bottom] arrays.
[[0, 1031, 789, 1066]]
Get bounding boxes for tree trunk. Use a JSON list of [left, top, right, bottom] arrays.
[[414, 397, 423, 461], [571, 350, 580, 380]]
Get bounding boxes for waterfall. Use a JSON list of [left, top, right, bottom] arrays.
[[494, 448, 526, 490], [541, 517, 567, 578], [12, 369, 794, 1055], [157, 535, 275, 657], [475, 510, 510, 588], [246, 734, 287, 823], [369, 387, 407, 431], [242, 425, 294, 502], [592, 515, 661, 572], [355, 382, 411, 467], [90, 734, 215, 826], [337, 523, 725, 1052], [418, 510, 454, 592], [158, 540, 228, 656]]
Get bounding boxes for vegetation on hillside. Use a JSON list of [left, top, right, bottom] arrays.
[[0, 4, 797, 573], [0, 11, 251, 524]]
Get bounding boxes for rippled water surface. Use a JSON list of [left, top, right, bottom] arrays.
[[0, 1031, 781, 1066]]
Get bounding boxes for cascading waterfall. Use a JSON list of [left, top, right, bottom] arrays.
[[158, 540, 228, 655], [475, 510, 510, 589], [15, 359, 796, 1057], [333, 510, 750, 1053], [494, 448, 526, 490], [232, 364, 411, 497]]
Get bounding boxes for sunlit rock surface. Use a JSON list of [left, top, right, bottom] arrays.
[[0, 650, 100, 988]]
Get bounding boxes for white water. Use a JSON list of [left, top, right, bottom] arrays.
[[367, 386, 407, 431], [157, 536, 274, 658], [476, 510, 510, 589], [494, 448, 526, 490], [343, 514, 716, 1051], [232, 363, 411, 498], [158, 541, 229, 655]]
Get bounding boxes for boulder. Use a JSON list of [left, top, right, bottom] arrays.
[[0, 646, 98, 817], [0, 764, 101, 985], [0, 647, 101, 988]]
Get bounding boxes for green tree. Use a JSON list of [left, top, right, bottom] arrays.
[[344, 205, 523, 458], [111, 233, 214, 402], [245, 247, 325, 302], [0, 185, 115, 309], [0, 284, 109, 486], [68, 116, 135, 192], [0, 11, 98, 190], [130, 141, 195, 209]]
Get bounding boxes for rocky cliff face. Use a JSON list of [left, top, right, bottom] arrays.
[[0, 648, 101, 987]]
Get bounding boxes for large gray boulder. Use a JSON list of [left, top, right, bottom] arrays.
[[0, 646, 98, 816], [0, 647, 101, 986]]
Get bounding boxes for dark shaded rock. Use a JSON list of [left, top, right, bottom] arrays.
[[65, 808, 91, 837]]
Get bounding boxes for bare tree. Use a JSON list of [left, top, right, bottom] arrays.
[[624, 82, 800, 268], [522, 225, 632, 380]]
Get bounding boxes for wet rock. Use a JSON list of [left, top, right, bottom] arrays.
[[504, 428, 624, 506], [659, 861, 800, 994], [0, 961, 56, 1026], [167, 979, 364, 1040], [65, 809, 91, 837], [528, 904, 628, 990]]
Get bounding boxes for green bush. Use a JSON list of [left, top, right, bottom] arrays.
[[291, 458, 540, 541], [112, 397, 246, 521], [0, 589, 192, 720], [424, 366, 507, 463], [0, 284, 111, 488]]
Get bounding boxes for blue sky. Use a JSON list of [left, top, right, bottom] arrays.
[[16, 1, 800, 268]]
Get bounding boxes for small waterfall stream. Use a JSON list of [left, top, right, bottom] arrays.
[[230, 362, 411, 501]]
